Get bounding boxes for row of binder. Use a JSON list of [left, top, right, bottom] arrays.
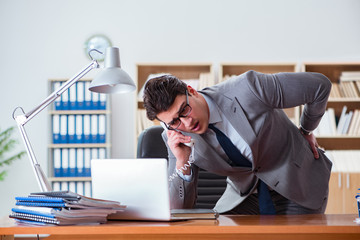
[[52, 181, 92, 198], [54, 81, 107, 110], [53, 148, 106, 177], [52, 114, 106, 144]]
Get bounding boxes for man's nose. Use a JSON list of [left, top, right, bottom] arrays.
[[181, 116, 192, 127]]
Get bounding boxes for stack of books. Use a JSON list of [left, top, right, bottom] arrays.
[[9, 191, 126, 225], [313, 105, 360, 136], [330, 71, 360, 99]]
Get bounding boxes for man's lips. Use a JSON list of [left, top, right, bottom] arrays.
[[191, 121, 200, 131]]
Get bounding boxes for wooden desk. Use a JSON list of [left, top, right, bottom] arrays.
[[1, 214, 359, 240]]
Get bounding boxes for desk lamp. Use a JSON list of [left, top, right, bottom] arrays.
[[12, 47, 136, 192]]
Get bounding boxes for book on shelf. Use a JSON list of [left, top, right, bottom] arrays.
[[198, 72, 215, 90], [53, 81, 106, 111], [340, 71, 360, 81], [341, 82, 359, 98], [331, 82, 360, 98], [330, 83, 342, 98], [338, 107, 360, 135], [326, 150, 360, 173], [343, 111, 354, 134], [336, 106, 348, 135], [313, 108, 337, 136], [51, 181, 92, 197], [52, 114, 106, 144], [313, 106, 360, 136], [333, 71, 360, 98], [53, 147, 106, 178], [348, 110, 360, 135], [9, 191, 126, 225]]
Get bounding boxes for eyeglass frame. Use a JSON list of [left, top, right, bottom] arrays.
[[158, 90, 192, 131]]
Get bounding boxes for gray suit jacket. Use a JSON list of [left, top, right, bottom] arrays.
[[164, 70, 333, 213]]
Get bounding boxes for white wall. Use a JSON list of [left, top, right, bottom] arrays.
[[0, 0, 359, 216]]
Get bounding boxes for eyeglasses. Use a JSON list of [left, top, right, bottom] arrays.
[[162, 90, 192, 131]]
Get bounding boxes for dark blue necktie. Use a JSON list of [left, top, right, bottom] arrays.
[[208, 124, 276, 215]]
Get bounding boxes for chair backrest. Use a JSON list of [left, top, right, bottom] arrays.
[[137, 125, 168, 159], [137, 125, 227, 209]]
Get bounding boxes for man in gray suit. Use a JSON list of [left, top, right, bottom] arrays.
[[143, 70, 332, 215]]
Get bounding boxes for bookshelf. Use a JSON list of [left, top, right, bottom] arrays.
[[302, 63, 360, 149], [219, 63, 300, 125], [136, 63, 214, 136], [302, 63, 360, 214], [48, 79, 111, 197]]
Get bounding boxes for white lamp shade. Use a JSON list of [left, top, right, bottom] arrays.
[[89, 47, 136, 94]]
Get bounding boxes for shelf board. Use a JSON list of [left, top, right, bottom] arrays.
[[49, 143, 110, 148], [328, 98, 360, 102], [49, 110, 110, 115], [317, 136, 360, 150], [220, 63, 298, 78], [49, 177, 92, 182]]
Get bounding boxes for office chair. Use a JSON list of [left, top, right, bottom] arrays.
[[137, 125, 227, 209]]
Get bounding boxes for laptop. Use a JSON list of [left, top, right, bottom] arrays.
[[91, 158, 217, 221]]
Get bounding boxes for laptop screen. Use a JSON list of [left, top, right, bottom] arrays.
[[91, 158, 172, 221]]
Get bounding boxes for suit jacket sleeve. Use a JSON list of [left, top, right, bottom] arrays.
[[247, 71, 332, 131]]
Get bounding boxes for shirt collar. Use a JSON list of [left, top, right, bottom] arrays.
[[202, 93, 222, 125]]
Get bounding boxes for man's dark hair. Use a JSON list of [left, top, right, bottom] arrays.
[[143, 75, 187, 121]]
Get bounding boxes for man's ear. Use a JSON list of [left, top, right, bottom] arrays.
[[187, 85, 198, 96]]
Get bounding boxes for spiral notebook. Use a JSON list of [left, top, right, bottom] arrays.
[[15, 196, 66, 208], [91, 158, 218, 221]]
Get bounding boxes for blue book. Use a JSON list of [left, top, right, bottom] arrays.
[[83, 115, 91, 143], [52, 115, 60, 144], [61, 149, 70, 177], [15, 196, 66, 207], [90, 115, 98, 143], [69, 148, 76, 177], [98, 115, 106, 143], [10, 213, 59, 225], [11, 207, 56, 219], [15, 196, 65, 203], [14, 218, 48, 225], [69, 84, 77, 110], [99, 93, 106, 110], [76, 82, 85, 110], [53, 149, 61, 177], [75, 115, 83, 144], [76, 148, 84, 177], [84, 148, 91, 177], [84, 81, 92, 110], [59, 115, 68, 144], [92, 92, 99, 110], [15, 202, 66, 207], [62, 88, 70, 110], [67, 115, 76, 144], [53, 81, 62, 110]]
